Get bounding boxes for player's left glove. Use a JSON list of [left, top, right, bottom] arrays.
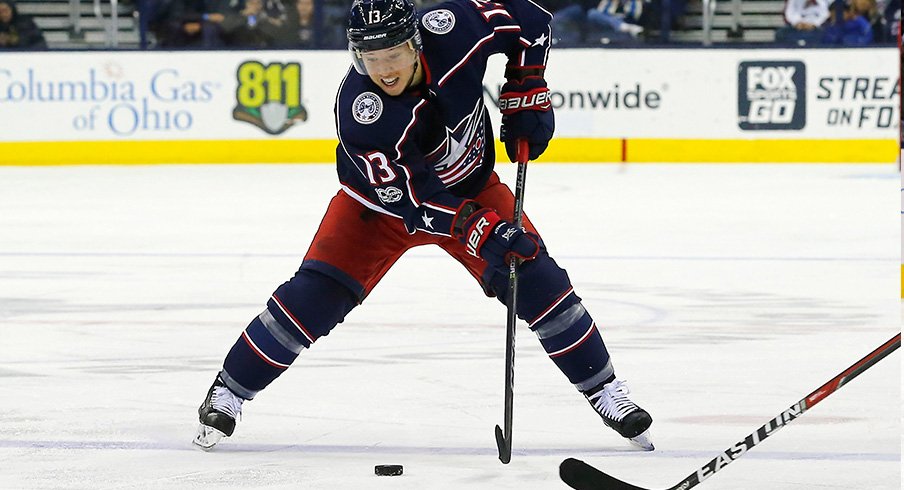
[[499, 76, 555, 162], [453, 201, 540, 273]]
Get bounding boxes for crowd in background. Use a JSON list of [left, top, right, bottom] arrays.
[[0, 0, 46, 48], [146, 0, 346, 47], [776, 0, 900, 46], [545, 0, 899, 45], [0, 0, 900, 49]]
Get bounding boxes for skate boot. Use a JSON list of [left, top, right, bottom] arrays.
[[193, 376, 244, 450], [585, 379, 654, 451]]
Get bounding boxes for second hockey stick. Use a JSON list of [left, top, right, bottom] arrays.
[[560, 332, 901, 489], [495, 139, 530, 464]]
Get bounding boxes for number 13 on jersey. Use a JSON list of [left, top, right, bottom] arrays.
[[362, 151, 397, 185]]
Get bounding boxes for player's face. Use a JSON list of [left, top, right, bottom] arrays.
[[361, 42, 419, 97]]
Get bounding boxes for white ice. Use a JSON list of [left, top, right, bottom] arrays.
[[0, 163, 899, 489]]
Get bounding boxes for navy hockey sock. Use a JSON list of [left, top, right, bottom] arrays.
[[530, 292, 615, 391], [221, 268, 358, 399], [220, 314, 301, 399], [485, 252, 616, 391]]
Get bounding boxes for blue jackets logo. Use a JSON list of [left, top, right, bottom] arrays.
[[233, 61, 307, 135], [738, 61, 806, 130]]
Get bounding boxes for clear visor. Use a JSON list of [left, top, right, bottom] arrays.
[[352, 40, 418, 76]]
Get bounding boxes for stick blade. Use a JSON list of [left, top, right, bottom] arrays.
[[495, 425, 511, 464], [560, 458, 652, 490]]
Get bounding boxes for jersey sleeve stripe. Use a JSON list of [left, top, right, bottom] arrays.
[[399, 165, 422, 208], [394, 99, 428, 161], [423, 202, 458, 214], [394, 99, 429, 208], [436, 25, 521, 87], [335, 70, 369, 180], [542, 26, 551, 65], [437, 32, 496, 87], [482, 7, 512, 19], [339, 183, 404, 219], [525, 0, 554, 18], [416, 225, 453, 237]]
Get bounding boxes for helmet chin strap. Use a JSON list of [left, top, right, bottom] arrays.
[[405, 58, 422, 91]]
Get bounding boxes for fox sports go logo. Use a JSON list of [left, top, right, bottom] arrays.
[[738, 61, 806, 130]]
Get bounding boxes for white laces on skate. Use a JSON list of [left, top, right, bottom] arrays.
[[211, 384, 243, 420], [587, 379, 639, 422]]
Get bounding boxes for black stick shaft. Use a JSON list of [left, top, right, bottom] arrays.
[[495, 140, 530, 464], [561, 333, 901, 490], [677, 332, 901, 490]]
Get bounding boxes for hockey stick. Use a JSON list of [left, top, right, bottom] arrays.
[[560, 332, 901, 489], [495, 139, 530, 464]]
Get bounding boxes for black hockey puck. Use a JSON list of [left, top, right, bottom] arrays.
[[374, 464, 403, 476]]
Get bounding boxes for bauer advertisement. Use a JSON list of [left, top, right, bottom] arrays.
[[0, 48, 898, 164]]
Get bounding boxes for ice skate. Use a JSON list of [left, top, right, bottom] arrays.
[[585, 379, 654, 451], [193, 376, 244, 450]]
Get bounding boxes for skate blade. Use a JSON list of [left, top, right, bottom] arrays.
[[193, 424, 227, 450], [629, 429, 654, 451]]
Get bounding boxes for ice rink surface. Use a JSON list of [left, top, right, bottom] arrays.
[[0, 162, 899, 489]]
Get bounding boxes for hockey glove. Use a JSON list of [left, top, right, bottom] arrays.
[[499, 76, 555, 162], [454, 203, 540, 273]]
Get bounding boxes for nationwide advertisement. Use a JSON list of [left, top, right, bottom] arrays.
[[0, 48, 898, 164]]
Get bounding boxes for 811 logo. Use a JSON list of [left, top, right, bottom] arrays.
[[233, 61, 308, 135], [738, 61, 806, 130]]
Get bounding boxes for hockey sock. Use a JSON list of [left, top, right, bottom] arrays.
[[221, 268, 358, 399], [530, 294, 615, 392], [484, 252, 616, 392], [220, 312, 302, 399]]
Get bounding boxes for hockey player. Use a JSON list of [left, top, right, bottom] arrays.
[[195, 0, 654, 452]]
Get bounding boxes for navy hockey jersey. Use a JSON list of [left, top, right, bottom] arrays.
[[334, 0, 552, 237]]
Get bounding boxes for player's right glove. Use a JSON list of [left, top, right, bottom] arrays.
[[498, 76, 555, 162], [453, 201, 540, 273]]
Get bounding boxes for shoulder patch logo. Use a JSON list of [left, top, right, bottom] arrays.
[[422, 9, 455, 34], [352, 92, 382, 125]]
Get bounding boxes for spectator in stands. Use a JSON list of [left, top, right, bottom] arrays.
[[0, 0, 46, 49], [775, 0, 830, 45], [821, 0, 875, 44], [853, 0, 884, 40], [874, 1, 893, 39], [150, 0, 240, 47], [271, 0, 345, 48], [590, 0, 645, 39], [222, 0, 291, 47], [878, 0, 899, 41], [547, 0, 590, 45], [641, 0, 687, 32], [287, 0, 316, 46], [549, 0, 644, 45]]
